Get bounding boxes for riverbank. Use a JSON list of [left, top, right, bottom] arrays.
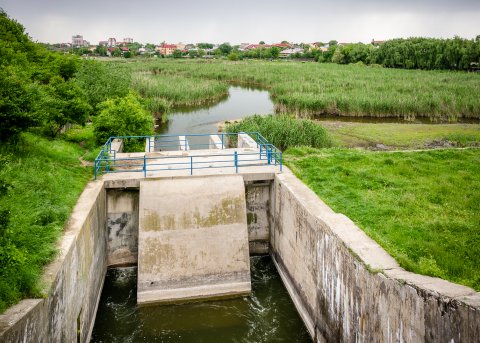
[[285, 147, 480, 290], [121, 59, 480, 120], [0, 133, 91, 312]]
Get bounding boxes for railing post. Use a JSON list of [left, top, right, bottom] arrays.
[[190, 156, 193, 175], [259, 145, 263, 160], [143, 154, 147, 177], [148, 137, 151, 152], [234, 151, 238, 173], [280, 152, 283, 172], [94, 159, 97, 180], [221, 134, 224, 149], [267, 147, 271, 165]]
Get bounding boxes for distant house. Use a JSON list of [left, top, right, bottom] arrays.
[[279, 48, 304, 57], [158, 44, 177, 56], [242, 43, 289, 51], [120, 47, 129, 52], [244, 44, 271, 50], [98, 40, 108, 46], [272, 43, 290, 49], [123, 37, 133, 44], [371, 39, 385, 46]]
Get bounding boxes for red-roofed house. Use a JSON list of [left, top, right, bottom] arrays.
[[158, 44, 177, 56]]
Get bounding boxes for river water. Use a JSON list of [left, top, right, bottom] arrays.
[[90, 257, 311, 343], [90, 87, 311, 342], [156, 86, 274, 136]]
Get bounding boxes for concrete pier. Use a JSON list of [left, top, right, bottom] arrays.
[[137, 175, 251, 305]]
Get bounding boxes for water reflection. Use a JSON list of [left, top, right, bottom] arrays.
[[157, 86, 274, 136]]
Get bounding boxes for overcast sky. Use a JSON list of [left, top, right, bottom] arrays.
[[2, 0, 479, 44]]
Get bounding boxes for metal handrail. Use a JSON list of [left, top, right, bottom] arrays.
[[94, 132, 282, 179]]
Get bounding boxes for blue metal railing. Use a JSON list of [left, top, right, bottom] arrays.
[[93, 132, 282, 179]]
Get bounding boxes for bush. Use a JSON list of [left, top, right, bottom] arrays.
[[40, 76, 91, 137], [226, 114, 333, 150], [93, 91, 154, 149], [75, 60, 130, 111]]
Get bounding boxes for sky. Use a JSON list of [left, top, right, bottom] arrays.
[[1, 0, 479, 45]]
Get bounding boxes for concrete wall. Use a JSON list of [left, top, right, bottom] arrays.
[[245, 181, 270, 254], [270, 171, 480, 342], [137, 176, 251, 305], [209, 134, 224, 149], [0, 181, 107, 343], [238, 133, 257, 149], [106, 189, 139, 267]]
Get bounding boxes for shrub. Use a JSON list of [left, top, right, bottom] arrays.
[[226, 114, 333, 150], [93, 91, 154, 150], [75, 60, 130, 111]]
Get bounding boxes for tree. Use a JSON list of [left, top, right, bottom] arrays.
[[75, 60, 130, 111], [40, 76, 91, 137], [95, 45, 107, 56], [227, 52, 238, 61], [259, 41, 265, 45], [172, 49, 183, 58], [123, 51, 132, 58], [0, 67, 39, 141], [218, 42, 232, 55], [197, 42, 213, 49], [188, 50, 197, 58], [269, 46, 280, 59], [93, 91, 154, 144], [281, 40, 289, 44], [328, 40, 338, 46]]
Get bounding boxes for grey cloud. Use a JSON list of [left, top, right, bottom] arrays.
[[1, 0, 479, 43]]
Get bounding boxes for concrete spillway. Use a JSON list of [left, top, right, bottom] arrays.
[[137, 176, 251, 305]]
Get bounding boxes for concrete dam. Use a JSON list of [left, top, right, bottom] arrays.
[[0, 133, 479, 342]]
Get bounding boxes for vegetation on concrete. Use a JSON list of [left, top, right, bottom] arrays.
[[285, 147, 480, 290], [125, 60, 480, 120], [226, 115, 333, 150], [0, 133, 91, 312]]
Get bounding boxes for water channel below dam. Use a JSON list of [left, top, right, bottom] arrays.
[[91, 256, 311, 342], [91, 86, 311, 342]]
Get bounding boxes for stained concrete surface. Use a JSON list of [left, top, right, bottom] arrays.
[[137, 176, 251, 305]]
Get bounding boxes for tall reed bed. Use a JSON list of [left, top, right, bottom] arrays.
[[226, 114, 333, 150], [129, 60, 480, 120], [131, 71, 229, 109]]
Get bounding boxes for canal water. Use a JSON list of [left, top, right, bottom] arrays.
[[156, 86, 274, 136], [90, 256, 311, 343]]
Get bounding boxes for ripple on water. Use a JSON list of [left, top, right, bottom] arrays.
[[90, 256, 311, 343]]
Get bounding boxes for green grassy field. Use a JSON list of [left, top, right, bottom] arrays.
[[321, 121, 480, 148], [285, 147, 480, 290], [0, 133, 91, 312], [122, 59, 480, 120]]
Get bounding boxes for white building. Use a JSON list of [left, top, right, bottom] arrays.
[[123, 38, 133, 44], [108, 38, 117, 47], [72, 35, 84, 47]]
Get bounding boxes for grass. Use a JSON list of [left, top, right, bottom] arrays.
[[0, 133, 91, 312], [119, 59, 480, 120], [285, 147, 480, 290], [131, 71, 229, 109], [321, 121, 480, 148], [226, 114, 333, 150]]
